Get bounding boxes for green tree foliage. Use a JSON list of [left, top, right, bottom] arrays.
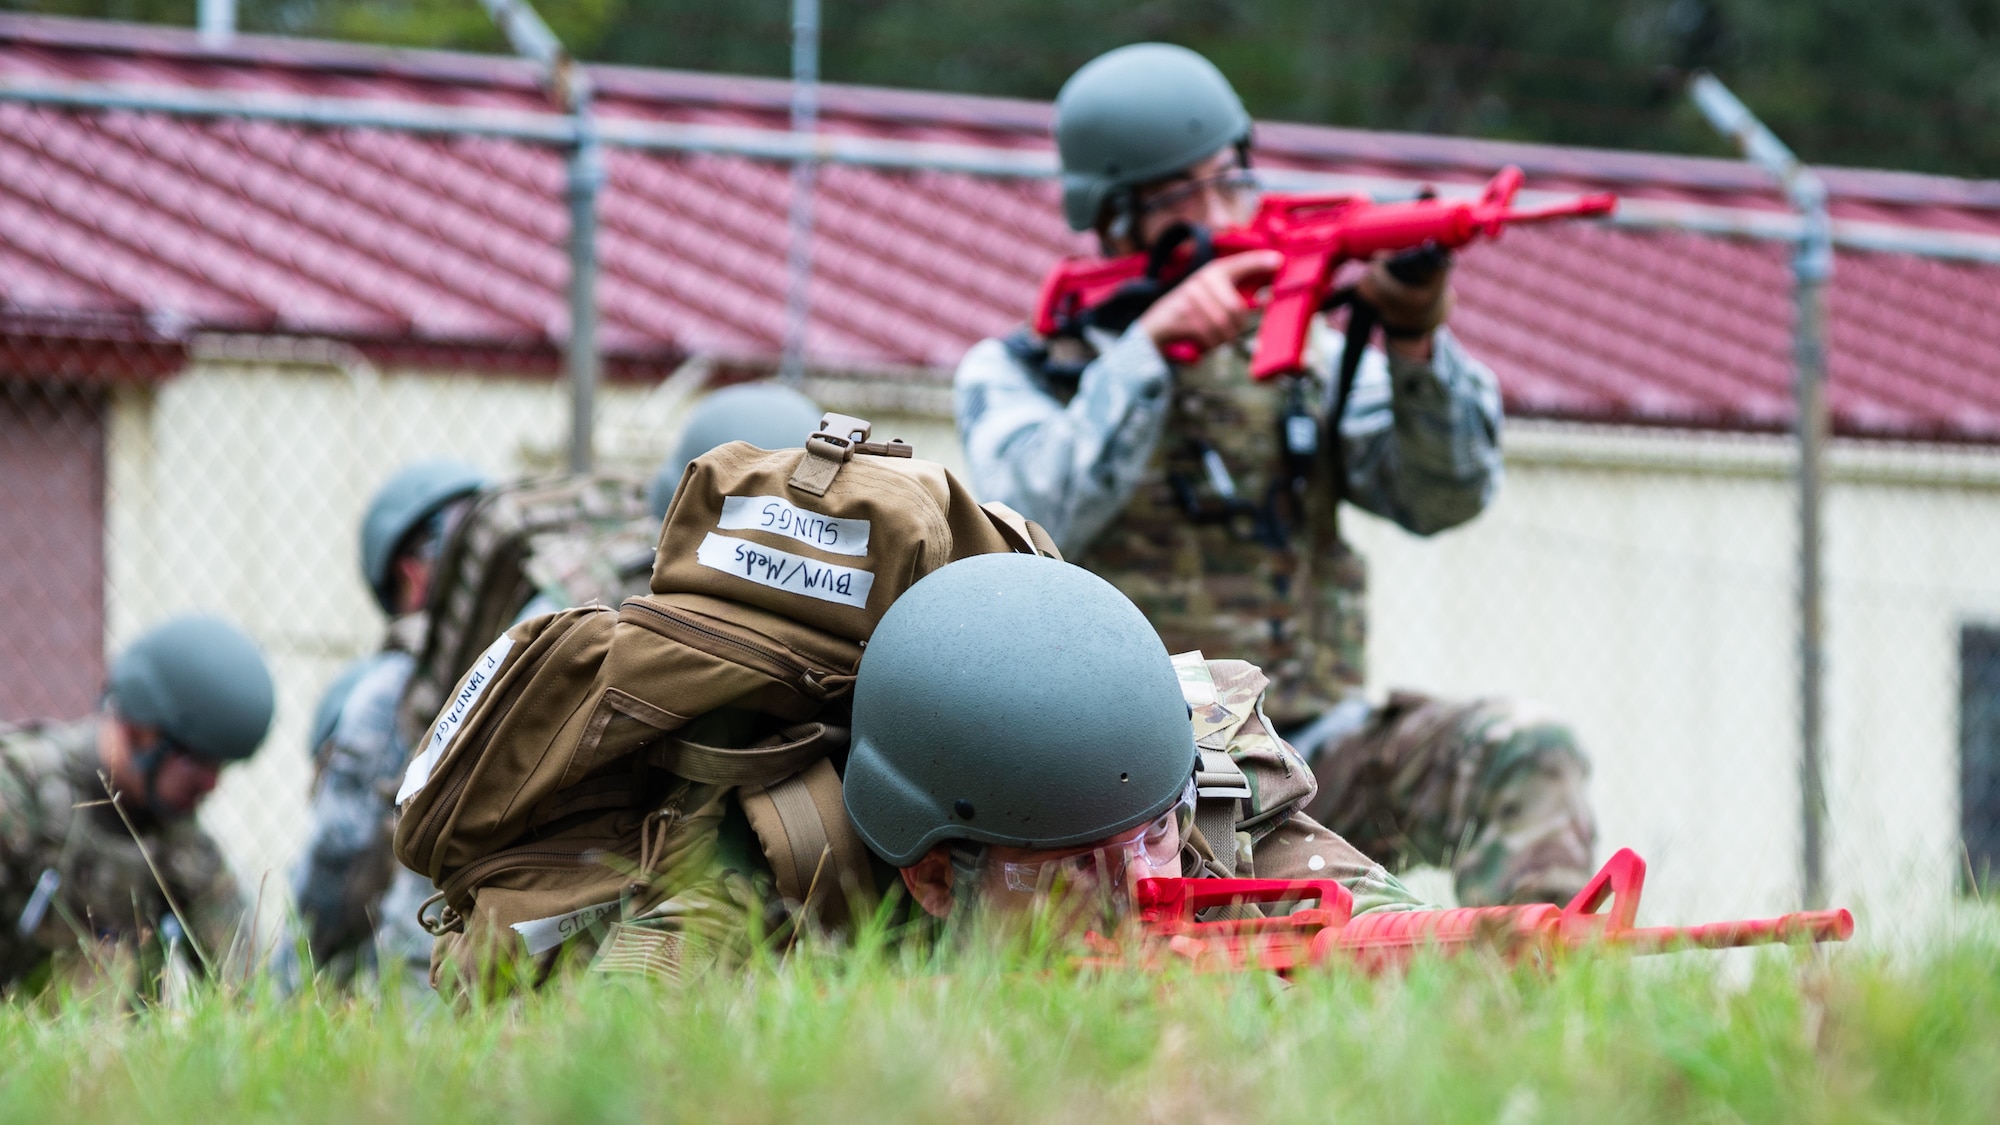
[[6, 0, 1996, 176]]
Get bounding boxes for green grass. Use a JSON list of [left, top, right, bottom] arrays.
[[4, 922, 1999, 1124]]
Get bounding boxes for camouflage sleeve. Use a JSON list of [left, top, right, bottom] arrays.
[[0, 752, 53, 976], [954, 326, 1173, 555], [290, 654, 412, 958], [1330, 324, 1504, 535], [162, 826, 246, 971], [1249, 809, 1430, 915]]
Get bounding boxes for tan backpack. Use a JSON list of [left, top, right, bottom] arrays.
[[393, 415, 1057, 984]]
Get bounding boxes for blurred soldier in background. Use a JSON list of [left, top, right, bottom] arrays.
[[0, 616, 274, 995], [842, 554, 1425, 929], [954, 43, 1595, 906], [286, 459, 486, 983]]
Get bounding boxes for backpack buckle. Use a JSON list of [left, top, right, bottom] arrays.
[[791, 413, 877, 496]]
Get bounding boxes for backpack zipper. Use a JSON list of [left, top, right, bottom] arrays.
[[619, 599, 851, 698]]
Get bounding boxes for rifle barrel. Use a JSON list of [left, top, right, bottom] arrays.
[[1612, 909, 1855, 952]]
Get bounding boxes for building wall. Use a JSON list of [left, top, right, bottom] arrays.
[[0, 380, 104, 720], [1347, 423, 2000, 941], [101, 358, 2000, 947]]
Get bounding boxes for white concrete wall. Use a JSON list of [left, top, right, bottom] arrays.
[[1347, 422, 2000, 942], [108, 358, 2000, 947]]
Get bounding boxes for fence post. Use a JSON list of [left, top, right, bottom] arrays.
[[1690, 72, 1835, 912], [475, 0, 600, 473], [780, 0, 820, 388]]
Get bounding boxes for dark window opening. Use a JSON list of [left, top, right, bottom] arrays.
[[1961, 625, 2000, 895]]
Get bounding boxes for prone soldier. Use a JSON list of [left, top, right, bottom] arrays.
[[843, 553, 1424, 927], [0, 616, 273, 995], [954, 43, 1596, 906]]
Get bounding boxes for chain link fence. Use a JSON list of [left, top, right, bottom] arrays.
[[5, 70, 2000, 950]]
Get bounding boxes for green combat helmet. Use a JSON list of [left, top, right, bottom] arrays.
[[106, 615, 276, 763], [1054, 42, 1252, 233], [648, 383, 824, 519], [843, 553, 1197, 866], [360, 460, 489, 612]]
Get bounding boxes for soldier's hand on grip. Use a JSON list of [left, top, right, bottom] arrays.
[[1137, 250, 1282, 358], [1357, 250, 1454, 339]]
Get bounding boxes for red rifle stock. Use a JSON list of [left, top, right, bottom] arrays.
[[1031, 166, 1617, 380], [1088, 849, 1853, 974]]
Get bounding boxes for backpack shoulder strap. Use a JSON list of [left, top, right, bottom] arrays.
[[739, 758, 875, 928], [980, 501, 1064, 560]]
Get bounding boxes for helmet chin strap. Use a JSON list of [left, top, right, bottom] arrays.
[[946, 842, 988, 917]]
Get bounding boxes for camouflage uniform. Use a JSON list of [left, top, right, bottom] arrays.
[[0, 720, 242, 993], [956, 319, 1596, 906], [1170, 652, 1422, 916], [287, 616, 425, 981]]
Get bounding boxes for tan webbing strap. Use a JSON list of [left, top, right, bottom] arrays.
[[648, 722, 829, 786], [788, 413, 872, 497], [1193, 748, 1252, 877], [741, 759, 874, 925], [980, 501, 1064, 560], [767, 779, 829, 901]]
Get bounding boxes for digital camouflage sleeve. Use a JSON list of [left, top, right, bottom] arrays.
[[954, 320, 1503, 556]]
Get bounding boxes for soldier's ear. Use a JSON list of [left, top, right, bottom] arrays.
[[900, 847, 957, 919]]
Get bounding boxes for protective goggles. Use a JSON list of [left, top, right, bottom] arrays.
[[1137, 169, 1262, 219], [995, 777, 1197, 896]]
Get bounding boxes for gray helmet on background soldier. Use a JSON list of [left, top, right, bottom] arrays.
[[106, 615, 276, 763], [1054, 41, 1253, 234], [843, 553, 1196, 867], [648, 383, 825, 519], [360, 459, 489, 612]]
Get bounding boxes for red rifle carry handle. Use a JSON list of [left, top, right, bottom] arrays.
[[1560, 846, 1646, 932], [1134, 877, 1355, 925]]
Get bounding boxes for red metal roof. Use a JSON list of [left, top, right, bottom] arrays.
[[4, 14, 2000, 442]]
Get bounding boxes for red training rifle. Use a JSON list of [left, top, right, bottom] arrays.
[[1084, 848, 1854, 974], [1032, 166, 1617, 381]]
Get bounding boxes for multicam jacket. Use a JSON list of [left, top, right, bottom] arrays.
[[1172, 652, 1421, 915], [0, 720, 242, 989], [956, 319, 1503, 727]]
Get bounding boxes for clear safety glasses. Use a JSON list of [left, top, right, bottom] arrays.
[[995, 778, 1197, 896], [1137, 169, 1263, 220]]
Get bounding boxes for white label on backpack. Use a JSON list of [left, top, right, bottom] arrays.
[[695, 533, 875, 609], [395, 632, 515, 806], [718, 495, 871, 557], [511, 900, 620, 956]]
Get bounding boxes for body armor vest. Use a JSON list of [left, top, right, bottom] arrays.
[[1074, 339, 1368, 728]]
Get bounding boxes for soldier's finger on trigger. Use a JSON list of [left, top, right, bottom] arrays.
[[1219, 249, 1282, 287]]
